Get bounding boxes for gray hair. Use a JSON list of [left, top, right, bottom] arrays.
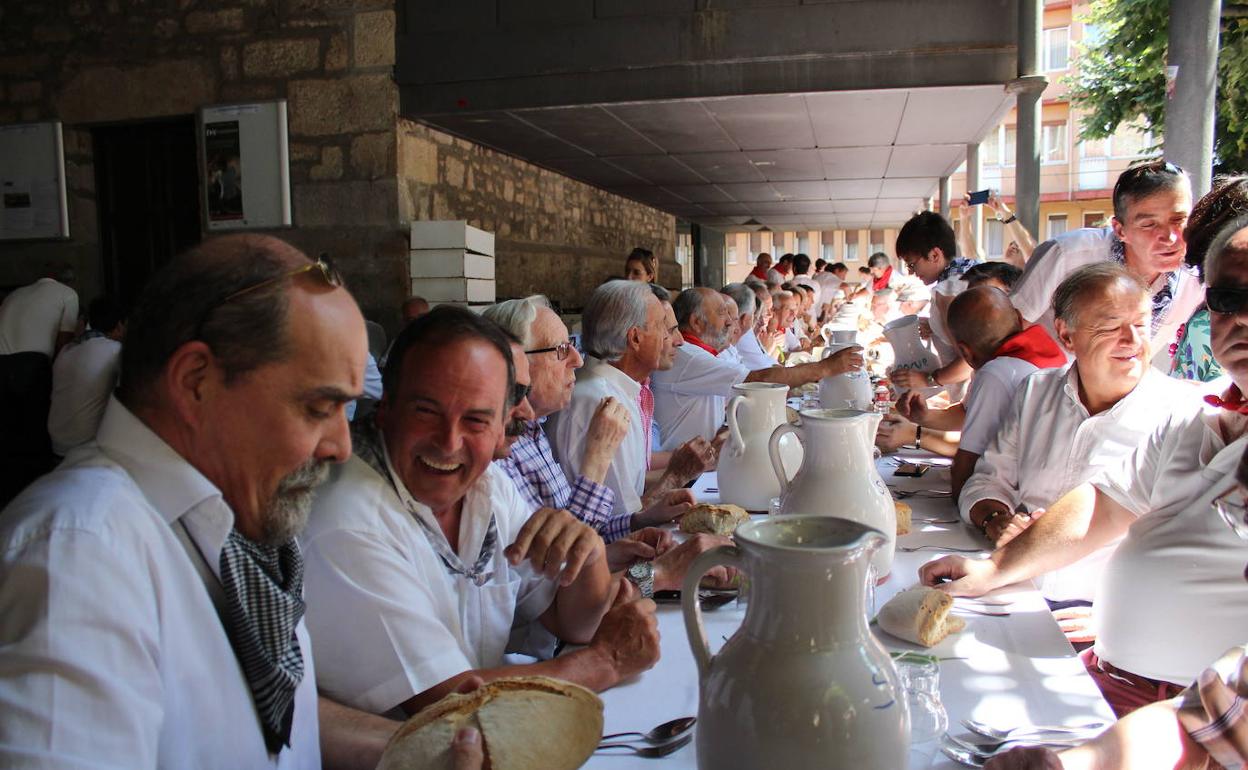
[[482, 295, 552, 349], [867, 252, 891, 269], [721, 283, 756, 316], [672, 288, 710, 329], [582, 279, 652, 362], [649, 283, 671, 304], [771, 289, 793, 309], [1052, 262, 1148, 328]]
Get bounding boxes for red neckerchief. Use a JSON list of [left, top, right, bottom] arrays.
[[750, 265, 769, 281], [992, 325, 1067, 369], [871, 266, 893, 293], [682, 332, 720, 356], [1205, 384, 1248, 414]]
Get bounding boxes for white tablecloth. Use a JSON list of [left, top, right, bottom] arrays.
[[585, 453, 1114, 769]]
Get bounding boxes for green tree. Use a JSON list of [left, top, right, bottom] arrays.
[[1066, 0, 1248, 173]]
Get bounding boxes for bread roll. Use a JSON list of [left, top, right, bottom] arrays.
[[877, 586, 965, 648], [679, 503, 751, 535], [378, 676, 603, 770], [894, 500, 912, 536]]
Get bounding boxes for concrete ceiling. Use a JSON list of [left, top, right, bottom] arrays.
[[421, 85, 1014, 232]]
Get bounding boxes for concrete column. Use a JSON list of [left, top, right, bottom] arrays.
[[1164, 0, 1220, 198], [966, 143, 982, 251], [1011, 0, 1045, 240], [938, 176, 951, 221]]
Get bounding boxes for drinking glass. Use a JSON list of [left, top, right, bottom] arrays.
[[895, 658, 948, 743]]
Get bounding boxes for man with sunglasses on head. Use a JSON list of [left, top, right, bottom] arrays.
[[921, 207, 1248, 720], [0, 235, 424, 769], [1009, 159, 1204, 371]]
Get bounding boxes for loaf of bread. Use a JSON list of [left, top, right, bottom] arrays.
[[895, 500, 912, 536], [377, 676, 603, 770], [876, 586, 965, 648], [679, 503, 752, 535]]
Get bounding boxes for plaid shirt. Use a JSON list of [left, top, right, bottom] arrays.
[[1177, 646, 1248, 769], [499, 420, 631, 543]]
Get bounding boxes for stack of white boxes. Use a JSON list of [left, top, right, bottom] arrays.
[[409, 220, 496, 309]]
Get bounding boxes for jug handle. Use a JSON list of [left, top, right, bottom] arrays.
[[725, 395, 745, 457], [768, 423, 800, 496], [682, 544, 744, 679]]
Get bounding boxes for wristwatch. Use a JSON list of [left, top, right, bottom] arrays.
[[925, 371, 939, 388], [979, 508, 1007, 534], [1000, 214, 1017, 224], [626, 561, 655, 599], [911, 424, 923, 450]]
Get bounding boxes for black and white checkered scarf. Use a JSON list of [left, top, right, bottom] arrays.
[[218, 529, 306, 753]]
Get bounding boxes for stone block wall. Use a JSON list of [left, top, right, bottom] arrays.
[[0, 0, 676, 331], [397, 120, 677, 311]]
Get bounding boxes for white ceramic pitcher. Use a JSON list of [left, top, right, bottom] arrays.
[[882, 314, 940, 397], [818, 343, 873, 411], [718, 383, 803, 511], [683, 516, 909, 769], [768, 408, 896, 579]]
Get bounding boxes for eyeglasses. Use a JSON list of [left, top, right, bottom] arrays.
[[1212, 485, 1248, 541], [510, 382, 531, 406], [195, 255, 342, 340], [525, 341, 575, 361], [1206, 286, 1248, 315]]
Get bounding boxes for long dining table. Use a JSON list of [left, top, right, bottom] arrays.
[[583, 449, 1115, 769]]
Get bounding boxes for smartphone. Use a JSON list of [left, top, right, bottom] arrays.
[[894, 462, 930, 477], [967, 189, 991, 206]]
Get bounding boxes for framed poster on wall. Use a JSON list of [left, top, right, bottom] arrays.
[[0, 121, 69, 241], [199, 100, 291, 230]]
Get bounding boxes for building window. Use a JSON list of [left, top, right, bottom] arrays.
[[1079, 137, 1109, 160], [868, 229, 885, 256], [1003, 126, 1017, 167], [749, 230, 773, 257], [1044, 27, 1070, 71], [797, 232, 811, 255], [1042, 123, 1068, 164], [1047, 214, 1068, 239], [983, 129, 1001, 167], [1084, 212, 1106, 228], [1112, 127, 1156, 159], [844, 230, 860, 263], [727, 243, 738, 265]]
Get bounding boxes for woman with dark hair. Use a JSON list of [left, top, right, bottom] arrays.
[[623, 247, 658, 283], [1170, 175, 1248, 382]]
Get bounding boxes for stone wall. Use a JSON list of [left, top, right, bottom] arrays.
[[0, 0, 676, 330]]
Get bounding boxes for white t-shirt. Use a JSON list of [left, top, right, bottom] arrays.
[[47, 335, 121, 455], [735, 328, 778, 371], [960, 365, 1199, 601], [957, 355, 1040, 455], [0, 399, 321, 769], [1010, 227, 1204, 369], [302, 457, 558, 715], [0, 278, 79, 356], [1091, 396, 1248, 684], [548, 356, 646, 516], [650, 343, 750, 451], [813, 272, 842, 301]]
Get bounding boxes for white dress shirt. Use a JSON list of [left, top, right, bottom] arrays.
[[301, 455, 557, 715], [548, 355, 646, 516], [1010, 227, 1204, 369], [0, 278, 79, 356], [1090, 391, 1248, 684], [960, 366, 1200, 600], [813, 272, 842, 301], [0, 399, 321, 769], [958, 355, 1041, 455], [47, 335, 121, 455], [651, 343, 750, 451], [734, 327, 777, 370]]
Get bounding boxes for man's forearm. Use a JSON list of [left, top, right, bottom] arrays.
[[1056, 698, 1200, 770], [950, 450, 978, 501], [934, 357, 973, 386], [991, 484, 1133, 587], [546, 558, 613, 645], [916, 403, 966, 432], [921, 430, 959, 458], [745, 360, 824, 388], [318, 696, 401, 770]]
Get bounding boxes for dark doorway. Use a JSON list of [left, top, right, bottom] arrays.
[[93, 116, 201, 308]]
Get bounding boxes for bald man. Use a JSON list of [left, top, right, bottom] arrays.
[[897, 286, 1067, 498]]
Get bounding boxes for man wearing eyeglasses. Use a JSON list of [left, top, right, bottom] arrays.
[[922, 207, 1248, 720], [1009, 159, 1204, 372], [0, 236, 412, 769]]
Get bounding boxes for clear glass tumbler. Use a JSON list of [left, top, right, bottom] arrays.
[[895, 657, 948, 743]]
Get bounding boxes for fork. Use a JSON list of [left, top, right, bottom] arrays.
[[898, 545, 983, 553], [595, 734, 694, 757], [962, 719, 1108, 741]]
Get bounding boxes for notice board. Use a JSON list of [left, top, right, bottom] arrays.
[[199, 101, 291, 230], [0, 121, 69, 241]]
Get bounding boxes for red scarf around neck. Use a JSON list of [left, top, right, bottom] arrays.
[[750, 265, 770, 281], [992, 325, 1068, 369], [871, 266, 893, 293], [682, 331, 720, 356], [1206, 384, 1248, 414]]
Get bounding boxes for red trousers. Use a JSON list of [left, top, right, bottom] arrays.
[[1080, 648, 1186, 718]]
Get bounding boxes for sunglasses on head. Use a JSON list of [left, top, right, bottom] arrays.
[[1206, 286, 1248, 315]]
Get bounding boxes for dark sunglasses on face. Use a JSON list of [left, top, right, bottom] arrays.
[[510, 383, 531, 406], [1206, 286, 1248, 315]]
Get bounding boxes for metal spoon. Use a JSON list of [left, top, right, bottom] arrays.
[[898, 545, 983, 553], [943, 733, 1087, 759], [596, 733, 694, 756], [600, 716, 696, 744], [961, 719, 1108, 741]]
